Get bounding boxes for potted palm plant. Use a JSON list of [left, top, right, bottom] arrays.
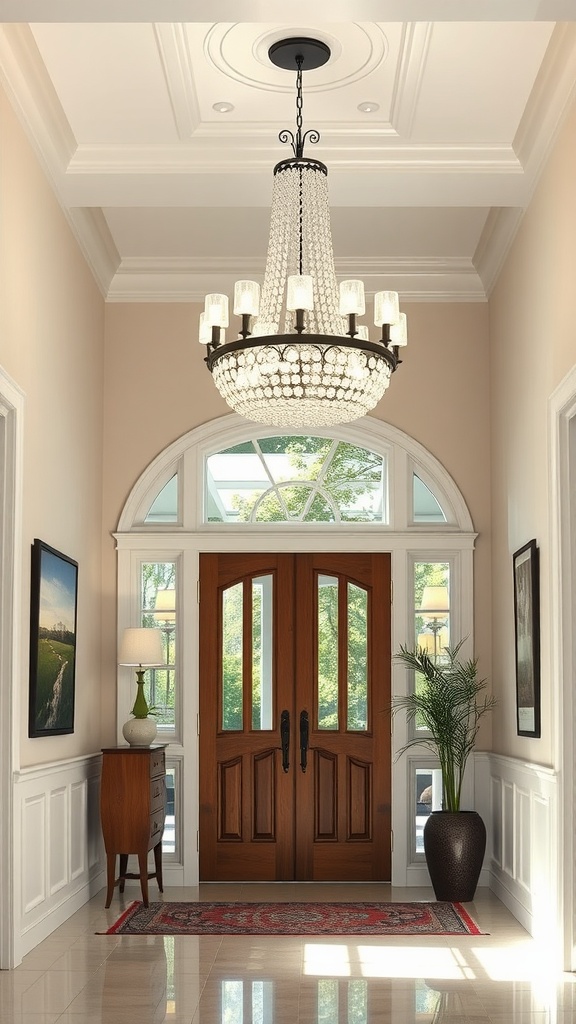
[[392, 640, 497, 901]]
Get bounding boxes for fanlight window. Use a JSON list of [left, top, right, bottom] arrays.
[[205, 436, 386, 524], [145, 474, 178, 523], [413, 474, 446, 523]]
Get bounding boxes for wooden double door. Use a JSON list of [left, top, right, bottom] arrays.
[[199, 552, 391, 882]]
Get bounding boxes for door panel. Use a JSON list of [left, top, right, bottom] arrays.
[[294, 553, 391, 881], [199, 552, 391, 881], [199, 554, 295, 881]]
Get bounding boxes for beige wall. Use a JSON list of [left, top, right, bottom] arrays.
[[489, 94, 576, 765], [0, 90, 105, 766], [101, 300, 492, 744]]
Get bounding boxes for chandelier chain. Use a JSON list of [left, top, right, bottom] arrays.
[[295, 57, 304, 157]]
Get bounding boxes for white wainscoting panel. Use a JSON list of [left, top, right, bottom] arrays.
[[49, 786, 68, 895], [476, 752, 558, 940], [15, 754, 105, 960]]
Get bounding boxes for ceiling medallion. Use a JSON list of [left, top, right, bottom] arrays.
[[199, 37, 407, 428]]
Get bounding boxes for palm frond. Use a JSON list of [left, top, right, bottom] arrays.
[[391, 641, 497, 811]]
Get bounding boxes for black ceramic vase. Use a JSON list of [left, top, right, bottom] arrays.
[[423, 810, 486, 902]]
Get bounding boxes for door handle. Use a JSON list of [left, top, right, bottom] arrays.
[[300, 710, 309, 773], [280, 709, 290, 773]]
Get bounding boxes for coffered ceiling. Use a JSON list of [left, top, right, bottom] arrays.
[[0, 1, 575, 302]]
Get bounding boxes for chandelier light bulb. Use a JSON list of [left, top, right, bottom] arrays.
[[234, 280, 261, 316], [287, 275, 314, 311], [390, 312, 408, 347], [339, 280, 366, 316], [198, 311, 210, 345], [374, 290, 400, 327], [204, 293, 229, 328]]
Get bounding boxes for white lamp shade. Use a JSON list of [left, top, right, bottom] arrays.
[[286, 275, 314, 311], [339, 280, 366, 316], [234, 280, 261, 316], [390, 311, 408, 347], [374, 290, 399, 327], [154, 589, 176, 622], [198, 311, 211, 345], [419, 585, 450, 615], [356, 325, 370, 341], [204, 293, 229, 328], [119, 627, 163, 666]]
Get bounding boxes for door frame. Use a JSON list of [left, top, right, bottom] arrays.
[[549, 365, 576, 971], [0, 366, 24, 969]]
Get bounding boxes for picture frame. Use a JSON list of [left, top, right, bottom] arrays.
[[513, 539, 541, 738], [29, 539, 78, 737]]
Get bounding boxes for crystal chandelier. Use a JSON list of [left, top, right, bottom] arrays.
[[200, 37, 407, 428]]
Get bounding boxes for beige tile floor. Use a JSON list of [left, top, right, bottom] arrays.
[[2, 883, 576, 1023]]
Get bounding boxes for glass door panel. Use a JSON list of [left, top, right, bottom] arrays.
[[222, 582, 243, 730], [347, 582, 368, 731], [317, 574, 339, 730], [252, 575, 273, 730]]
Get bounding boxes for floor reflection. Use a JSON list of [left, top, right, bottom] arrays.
[[6, 884, 576, 1024]]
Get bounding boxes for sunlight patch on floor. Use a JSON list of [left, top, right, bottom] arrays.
[[303, 943, 466, 980], [304, 944, 351, 976]]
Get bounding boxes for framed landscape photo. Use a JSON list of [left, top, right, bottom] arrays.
[[29, 539, 78, 737], [513, 539, 541, 738]]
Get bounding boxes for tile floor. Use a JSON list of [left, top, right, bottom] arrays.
[[2, 883, 575, 1023]]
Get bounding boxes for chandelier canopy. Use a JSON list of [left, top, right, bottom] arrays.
[[200, 37, 407, 428]]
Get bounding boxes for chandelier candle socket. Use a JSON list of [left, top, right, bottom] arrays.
[[200, 37, 407, 428]]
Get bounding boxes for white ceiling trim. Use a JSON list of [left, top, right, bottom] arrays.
[[0, 24, 74, 178], [0, 1, 573, 23], [390, 22, 432, 139], [153, 23, 201, 140], [105, 254, 486, 303], [68, 208, 121, 297], [473, 207, 525, 297], [513, 23, 576, 194], [66, 142, 523, 174]]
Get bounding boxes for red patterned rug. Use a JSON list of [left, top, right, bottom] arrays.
[[102, 901, 484, 936]]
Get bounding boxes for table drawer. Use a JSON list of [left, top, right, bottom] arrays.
[[150, 810, 165, 841], [150, 777, 165, 813], [150, 750, 165, 778]]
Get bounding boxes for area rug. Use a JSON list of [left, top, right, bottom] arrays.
[[102, 901, 485, 936]]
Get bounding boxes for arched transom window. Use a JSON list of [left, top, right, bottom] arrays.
[[123, 418, 465, 532]]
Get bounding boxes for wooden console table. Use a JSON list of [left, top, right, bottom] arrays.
[[100, 744, 167, 907]]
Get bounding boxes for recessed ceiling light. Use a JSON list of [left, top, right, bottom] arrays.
[[213, 101, 234, 113], [357, 101, 380, 114]]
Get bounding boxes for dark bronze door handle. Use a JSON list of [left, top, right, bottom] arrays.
[[300, 710, 309, 773], [280, 709, 290, 773]]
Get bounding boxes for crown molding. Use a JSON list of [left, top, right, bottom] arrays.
[[68, 208, 121, 297], [0, 1, 572, 22], [474, 207, 524, 297], [390, 22, 433, 138], [0, 24, 75, 180], [153, 23, 201, 140], [514, 22, 576, 197], [67, 140, 521, 175], [105, 254, 486, 303]]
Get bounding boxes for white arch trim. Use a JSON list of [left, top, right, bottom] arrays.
[[117, 413, 474, 533]]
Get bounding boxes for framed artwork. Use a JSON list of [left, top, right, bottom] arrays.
[[513, 539, 541, 738], [29, 539, 78, 737]]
